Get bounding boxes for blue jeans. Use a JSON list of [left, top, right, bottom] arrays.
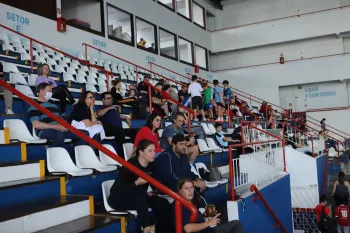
[[39, 128, 90, 147]]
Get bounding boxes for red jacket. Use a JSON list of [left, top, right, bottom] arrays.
[[133, 126, 162, 153]]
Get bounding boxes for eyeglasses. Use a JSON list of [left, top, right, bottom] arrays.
[[87, 96, 95, 99]]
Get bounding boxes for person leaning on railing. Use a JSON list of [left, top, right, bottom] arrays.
[[35, 64, 75, 115], [151, 82, 169, 118], [28, 82, 90, 147], [177, 178, 245, 233]]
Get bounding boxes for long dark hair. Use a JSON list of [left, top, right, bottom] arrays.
[[78, 91, 94, 107], [135, 139, 155, 157], [320, 118, 326, 124], [145, 112, 161, 133], [339, 171, 345, 184], [176, 178, 194, 193]]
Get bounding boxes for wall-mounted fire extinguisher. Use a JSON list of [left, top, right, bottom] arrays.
[[280, 53, 285, 64], [57, 17, 67, 33], [194, 64, 199, 73]]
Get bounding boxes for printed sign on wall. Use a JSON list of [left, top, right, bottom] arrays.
[[6, 12, 30, 33], [93, 39, 107, 50]]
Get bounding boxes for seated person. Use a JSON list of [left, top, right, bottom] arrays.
[[152, 83, 169, 117], [68, 91, 104, 141], [214, 123, 240, 149], [154, 134, 206, 196], [107, 140, 172, 233], [177, 178, 245, 233], [160, 112, 199, 164], [177, 106, 206, 141], [96, 92, 132, 158], [28, 83, 89, 147], [137, 75, 150, 102], [0, 63, 14, 114], [133, 113, 163, 156], [36, 64, 75, 115], [111, 78, 136, 105]]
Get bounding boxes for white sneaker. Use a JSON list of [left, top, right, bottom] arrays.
[[194, 118, 199, 121], [6, 109, 14, 115], [202, 118, 207, 121]]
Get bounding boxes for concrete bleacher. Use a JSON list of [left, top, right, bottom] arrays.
[[1, 27, 345, 233]]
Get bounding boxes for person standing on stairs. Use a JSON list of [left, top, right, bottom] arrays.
[[0, 63, 14, 114], [35, 64, 75, 115], [332, 172, 350, 206], [315, 195, 333, 233], [335, 199, 350, 233]]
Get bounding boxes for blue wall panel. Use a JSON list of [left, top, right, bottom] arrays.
[[0, 144, 22, 162], [66, 171, 116, 203], [238, 175, 293, 233], [0, 179, 60, 207], [316, 155, 327, 196], [92, 222, 121, 233]]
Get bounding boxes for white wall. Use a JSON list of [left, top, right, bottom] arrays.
[[1, 2, 213, 80], [215, 0, 350, 30], [211, 6, 350, 52]]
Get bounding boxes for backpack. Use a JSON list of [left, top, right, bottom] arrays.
[[209, 166, 223, 182], [132, 99, 147, 119], [335, 183, 349, 197], [318, 206, 338, 233]]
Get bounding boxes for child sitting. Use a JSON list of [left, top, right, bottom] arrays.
[[214, 122, 240, 148]]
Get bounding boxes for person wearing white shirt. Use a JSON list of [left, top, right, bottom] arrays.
[[188, 75, 206, 121]]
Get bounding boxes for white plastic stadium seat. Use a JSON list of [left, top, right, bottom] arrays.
[[99, 144, 122, 166], [3, 119, 47, 144], [102, 180, 139, 215], [28, 74, 37, 86], [208, 124, 217, 135], [9, 73, 27, 85], [75, 145, 117, 172], [195, 162, 228, 185], [201, 123, 213, 136], [76, 75, 87, 84], [86, 84, 98, 93], [9, 34, 21, 46], [63, 73, 76, 82], [122, 143, 134, 161], [47, 147, 93, 176], [15, 85, 36, 98], [190, 164, 218, 188], [3, 62, 19, 73], [0, 32, 10, 44], [2, 44, 15, 52], [197, 139, 213, 154], [206, 138, 223, 153]]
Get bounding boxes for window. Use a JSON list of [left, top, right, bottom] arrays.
[[176, 0, 191, 20], [193, 2, 206, 29], [158, 0, 175, 11], [107, 4, 134, 46], [179, 37, 193, 65], [61, 0, 105, 36], [159, 28, 178, 61], [136, 17, 158, 54], [195, 44, 208, 70]]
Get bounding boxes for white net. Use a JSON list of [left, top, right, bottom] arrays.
[[292, 186, 319, 233]]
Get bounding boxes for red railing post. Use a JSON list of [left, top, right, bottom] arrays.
[[228, 146, 235, 201], [30, 39, 33, 73], [148, 85, 152, 113], [175, 201, 183, 233]]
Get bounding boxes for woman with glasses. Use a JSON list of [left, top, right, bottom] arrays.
[[36, 64, 75, 115], [68, 91, 104, 141], [133, 113, 163, 155]]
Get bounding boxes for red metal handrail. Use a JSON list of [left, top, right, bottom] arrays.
[[210, 4, 350, 32], [0, 24, 112, 90], [250, 184, 288, 233], [149, 62, 349, 139], [82, 43, 187, 88], [0, 80, 197, 231], [146, 82, 195, 133]]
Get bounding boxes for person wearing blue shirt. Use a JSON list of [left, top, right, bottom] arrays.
[[223, 80, 232, 119], [96, 92, 131, 158], [213, 80, 224, 122], [177, 178, 245, 233], [154, 134, 206, 192]]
